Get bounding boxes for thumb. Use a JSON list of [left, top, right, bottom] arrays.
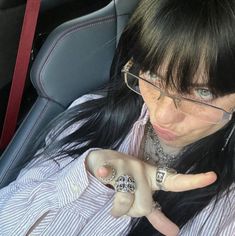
[[147, 210, 179, 236]]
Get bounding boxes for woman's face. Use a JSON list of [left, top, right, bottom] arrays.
[[139, 72, 235, 148]]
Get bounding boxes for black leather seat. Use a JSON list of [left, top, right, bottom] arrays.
[[0, 0, 78, 95], [0, 0, 139, 188], [0, 0, 84, 143]]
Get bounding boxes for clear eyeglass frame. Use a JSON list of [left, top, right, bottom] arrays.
[[121, 59, 234, 124]]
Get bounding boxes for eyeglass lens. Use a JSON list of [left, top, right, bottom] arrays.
[[125, 72, 224, 124]]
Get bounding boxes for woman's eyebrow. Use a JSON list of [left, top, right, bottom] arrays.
[[154, 72, 210, 89]]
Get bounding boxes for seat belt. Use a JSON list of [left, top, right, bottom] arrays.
[[0, 0, 41, 149]]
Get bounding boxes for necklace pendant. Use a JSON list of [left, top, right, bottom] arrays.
[[143, 121, 183, 168]]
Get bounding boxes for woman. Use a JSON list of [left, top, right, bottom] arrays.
[[1, 0, 235, 235]]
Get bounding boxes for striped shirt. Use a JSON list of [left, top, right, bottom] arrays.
[[0, 94, 234, 236]]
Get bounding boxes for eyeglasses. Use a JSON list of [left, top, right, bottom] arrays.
[[121, 60, 234, 124]]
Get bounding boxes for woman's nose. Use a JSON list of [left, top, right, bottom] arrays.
[[153, 94, 185, 124]]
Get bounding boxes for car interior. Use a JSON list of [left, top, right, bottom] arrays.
[[0, 0, 140, 189], [0, 0, 111, 134]]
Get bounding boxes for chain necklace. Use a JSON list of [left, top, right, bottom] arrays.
[[143, 121, 184, 168]]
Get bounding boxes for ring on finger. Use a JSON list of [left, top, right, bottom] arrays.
[[156, 167, 177, 190], [115, 175, 136, 194], [99, 162, 117, 183]]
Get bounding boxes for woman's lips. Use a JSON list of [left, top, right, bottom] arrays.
[[152, 124, 178, 141]]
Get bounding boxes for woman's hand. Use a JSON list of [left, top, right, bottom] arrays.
[[86, 149, 217, 236]]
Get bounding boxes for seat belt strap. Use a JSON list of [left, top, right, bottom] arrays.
[[0, 0, 41, 149]]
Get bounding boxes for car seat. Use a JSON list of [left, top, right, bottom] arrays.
[[0, 0, 79, 132], [0, 0, 139, 188]]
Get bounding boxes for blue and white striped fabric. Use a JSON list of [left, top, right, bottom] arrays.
[[0, 94, 234, 236]]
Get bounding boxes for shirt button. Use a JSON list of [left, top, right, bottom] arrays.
[[71, 184, 80, 193]]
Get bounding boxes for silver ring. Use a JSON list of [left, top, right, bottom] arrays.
[[99, 162, 117, 183], [156, 167, 177, 190], [114, 175, 136, 194]]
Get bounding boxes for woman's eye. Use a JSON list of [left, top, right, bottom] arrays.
[[193, 88, 214, 101], [149, 73, 158, 80], [144, 71, 162, 85]]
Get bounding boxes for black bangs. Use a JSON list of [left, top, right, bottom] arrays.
[[124, 0, 235, 96]]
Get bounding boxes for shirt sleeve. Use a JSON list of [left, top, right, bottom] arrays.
[[0, 148, 101, 236], [0, 94, 103, 235]]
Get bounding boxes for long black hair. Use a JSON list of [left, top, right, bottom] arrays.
[[29, 0, 235, 235]]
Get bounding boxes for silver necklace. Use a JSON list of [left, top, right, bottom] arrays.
[[143, 121, 183, 168]]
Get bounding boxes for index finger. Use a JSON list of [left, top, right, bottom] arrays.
[[147, 164, 217, 192], [164, 171, 217, 192]]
